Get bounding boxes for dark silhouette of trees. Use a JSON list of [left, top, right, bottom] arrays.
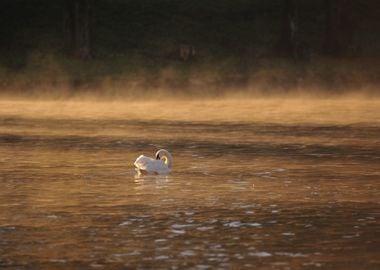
[[323, 0, 355, 57], [278, 0, 300, 59], [63, 0, 91, 59]]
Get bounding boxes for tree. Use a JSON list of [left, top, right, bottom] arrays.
[[278, 0, 300, 59], [64, 0, 91, 59], [324, 0, 355, 57]]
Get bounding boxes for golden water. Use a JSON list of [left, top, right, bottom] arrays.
[[0, 99, 379, 269]]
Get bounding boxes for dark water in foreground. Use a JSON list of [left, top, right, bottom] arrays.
[[0, 118, 379, 269]]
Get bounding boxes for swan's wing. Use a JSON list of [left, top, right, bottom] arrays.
[[134, 155, 170, 174], [134, 155, 154, 171], [146, 160, 170, 174], [145, 159, 169, 174]]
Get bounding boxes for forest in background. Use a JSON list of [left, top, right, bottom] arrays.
[[1, 0, 380, 98]]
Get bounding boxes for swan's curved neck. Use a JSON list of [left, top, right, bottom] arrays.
[[156, 149, 173, 168], [162, 155, 172, 168]]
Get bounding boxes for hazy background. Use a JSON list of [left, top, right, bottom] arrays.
[[0, 0, 380, 98], [1, 2, 380, 269]]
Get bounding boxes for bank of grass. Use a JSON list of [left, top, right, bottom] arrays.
[[1, 50, 379, 99]]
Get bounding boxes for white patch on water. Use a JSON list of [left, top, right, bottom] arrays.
[[197, 226, 214, 231], [172, 224, 196, 229], [224, 221, 261, 228], [155, 239, 168, 243], [248, 251, 272, 257], [276, 252, 308, 257], [170, 229, 186, 234], [155, 255, 169, 260], [234, 253, 244, 259], [303, 262, 323, 267], [225, 221, 243, 227], [247, 222, 261, 227], [282, 232, 296, 236], [49, 259, 66, 263], [180, 250, 197, 256], [119, 221, 133, 226]]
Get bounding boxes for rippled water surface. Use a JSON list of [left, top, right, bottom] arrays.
[[0, 100, 379, 269]]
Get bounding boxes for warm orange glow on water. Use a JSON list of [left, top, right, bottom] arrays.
[[0, 97, 379, 269]]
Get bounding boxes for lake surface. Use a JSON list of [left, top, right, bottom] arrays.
[[0, 99, 379, 269]]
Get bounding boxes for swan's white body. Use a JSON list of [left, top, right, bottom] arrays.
[[134, 149, 172, 174]]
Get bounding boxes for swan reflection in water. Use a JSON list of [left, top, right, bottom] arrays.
[[133, 171, 170, 185]]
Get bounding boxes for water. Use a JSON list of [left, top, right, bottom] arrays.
[[0, 100, 379, 269]]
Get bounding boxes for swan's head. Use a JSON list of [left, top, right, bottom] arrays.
[[155, 149, 173, 168]]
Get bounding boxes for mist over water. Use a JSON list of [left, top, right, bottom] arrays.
[[0, 97, 379, 269], [1, 97, 380, 123]]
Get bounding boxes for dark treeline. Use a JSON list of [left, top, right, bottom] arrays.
[[0, 0, 380, 95]]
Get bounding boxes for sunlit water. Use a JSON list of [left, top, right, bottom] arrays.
[[0, 99, 379, 269]]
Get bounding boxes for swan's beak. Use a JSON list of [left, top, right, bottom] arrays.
[[156, 155, 160, 160]]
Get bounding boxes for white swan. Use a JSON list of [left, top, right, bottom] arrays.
[[134, 149, 172, 174]]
